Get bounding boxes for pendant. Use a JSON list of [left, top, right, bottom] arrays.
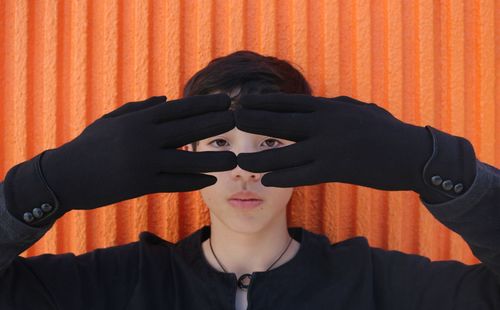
[[237, 273, 253, 290]]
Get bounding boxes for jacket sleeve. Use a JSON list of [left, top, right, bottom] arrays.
[[371, 160, 500, 310], [0, 182, 53, 275], [0, 182, 140, 310]]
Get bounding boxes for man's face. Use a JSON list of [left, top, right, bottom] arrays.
[[185, 127, 295, 234]]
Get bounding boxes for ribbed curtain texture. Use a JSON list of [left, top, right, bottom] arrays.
[[0, 0, 498, 265]]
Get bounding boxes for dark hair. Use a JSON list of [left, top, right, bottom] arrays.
[[182, 50, 312, 151]]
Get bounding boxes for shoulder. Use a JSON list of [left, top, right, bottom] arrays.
[[330, 235, 370, 248], [324, 235, 374, 267], [322, 234, 433, 276], [326, 235, 372, 258], [135, 231, 176, 258], [138, 231, 175, 246], [67, 231, 176, 268]]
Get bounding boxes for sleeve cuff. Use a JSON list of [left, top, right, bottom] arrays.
[[421, 160, 494, 221], [0, 182, 54, 235], [418, 126, 477, 204], [3, 151, 62, 228]]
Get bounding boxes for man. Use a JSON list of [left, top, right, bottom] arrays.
[[0, 50, 498, 309]]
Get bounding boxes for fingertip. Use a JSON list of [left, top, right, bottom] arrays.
[[238, 93, 260, 107], [229, 152, 239, 168], [194, 175, 218, 190], [206, 175, 217, 186], [236, 152, 251, 167], [211, 93, 232, 107], [219, 151, 238, 170], [261, 175, 274, 187]]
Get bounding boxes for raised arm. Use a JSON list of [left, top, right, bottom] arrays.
[[370, 160, 500, 310], [233, 93, 500, 308], [0, 95, 237, 308]]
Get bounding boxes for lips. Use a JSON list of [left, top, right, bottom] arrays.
[[228, 198, 263, 208], [228, 191, 263, 208], [228, 191, 263, 201]]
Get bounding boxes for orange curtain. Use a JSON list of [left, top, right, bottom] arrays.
[[0, 0, 498, 265]]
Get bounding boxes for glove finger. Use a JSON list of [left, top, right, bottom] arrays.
[[158, 110, 235, 148], [237, 142, 313, 173], [152, 93, 231, 123], [154, 173, 218, 192], [238, 93, 317, 113], [103, 96, 167, 118], [261, 163, 319, 187], [235, 109, 310, 141], [158, 150, 237, 173]]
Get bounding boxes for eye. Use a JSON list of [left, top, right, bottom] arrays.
[[208, 139, 229, 147], [207, 138, 283, 148], [262, 139, 282, 148]]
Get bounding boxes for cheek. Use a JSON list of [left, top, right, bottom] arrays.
[[199, 172, 227, 205], [267, 188, 294, 207], [200, 187, 217, 206]]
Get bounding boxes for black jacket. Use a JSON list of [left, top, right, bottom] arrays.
[[0, 160, 499, 309]]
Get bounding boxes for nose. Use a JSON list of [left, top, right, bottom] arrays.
[[231, 149, 262, 182], [230, 163, 262, 182]]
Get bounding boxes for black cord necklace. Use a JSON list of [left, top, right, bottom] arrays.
[[209, 235, 294, 291]]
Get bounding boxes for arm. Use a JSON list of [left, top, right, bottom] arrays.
[[424, 160, 500, 280], [373, 119, 500, 309], [0, 95, 237, 308], [0, 181, 141, 309], [371, 160, 500, 310], [231, 94, 499, 308]]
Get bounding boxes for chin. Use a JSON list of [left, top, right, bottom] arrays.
[[214, 212, 274, 236], [208, 200, 287, 235], [228, 222, 267, 235]]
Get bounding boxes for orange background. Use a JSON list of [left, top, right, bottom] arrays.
[[0, 0, 498, 265]]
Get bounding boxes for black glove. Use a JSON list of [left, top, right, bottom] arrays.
[[234, 94, 476, 202], [4, 94, 237, 227]]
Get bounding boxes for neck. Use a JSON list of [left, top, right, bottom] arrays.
[[203, 216, 300, 278]]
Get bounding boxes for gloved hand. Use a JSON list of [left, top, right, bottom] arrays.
[[234, 93, 439, 193], [4, 94, 237, 227]]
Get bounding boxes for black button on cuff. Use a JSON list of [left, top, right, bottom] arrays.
[[431, 175, 443, 186], [33, 208, 44, 218], [22, 202, 55, 225], [41, 203, 53, 212], [428, 175, 465, 197], [453, 183, 464, 194], [23, 212, 34, 223], [442, 180, 454, 191]]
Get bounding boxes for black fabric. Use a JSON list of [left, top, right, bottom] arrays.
[[1, 222, 499, 310], [234, 94, 446, 195], [234, 94, 477, 204], [2, 153, 59, 228], [3, 95, 237, 227], [0, 159, 499, 309], [0, 93, 496, 309], [420, 125, 477, 203]]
